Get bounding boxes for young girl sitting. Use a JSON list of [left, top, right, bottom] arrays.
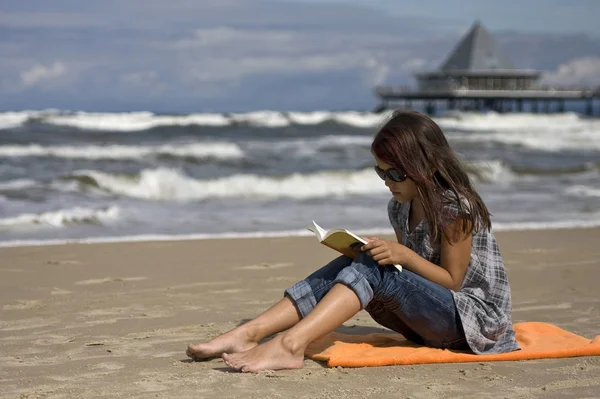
[[187, 110, 520, 372]]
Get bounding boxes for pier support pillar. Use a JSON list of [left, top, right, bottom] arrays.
[[543, 101, 550, 113], [425, 101, 436, 116], [531, 101, 538, 113], [557, 100, 565, 113], [516, 99, 523, 112], [586, 99, 593, 116], [448, 99, 456, 110], [477, 100, 485, 112], [496, 101, 504, 113]]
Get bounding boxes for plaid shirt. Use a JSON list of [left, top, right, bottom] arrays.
[[387, 196, 520, 354]]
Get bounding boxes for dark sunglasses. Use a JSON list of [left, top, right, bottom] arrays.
[[374, 165, 407, 183]]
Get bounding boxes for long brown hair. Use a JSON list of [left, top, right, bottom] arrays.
[[371, 110, 491, 243]]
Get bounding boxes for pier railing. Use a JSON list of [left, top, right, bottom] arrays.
[[375, 86, 600, 100]]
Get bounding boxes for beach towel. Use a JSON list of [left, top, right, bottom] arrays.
[[305, 322, 600, 367]]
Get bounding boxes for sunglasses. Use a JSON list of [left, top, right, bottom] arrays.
[[374, 165, 407, 183]]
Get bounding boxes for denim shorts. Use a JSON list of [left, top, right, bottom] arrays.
[[284, 253, 468, 350]]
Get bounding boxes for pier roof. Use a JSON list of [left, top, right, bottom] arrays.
[[440, 21, 516, 71]]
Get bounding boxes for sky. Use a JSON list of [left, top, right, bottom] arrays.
[[1, 0, 599, 113]]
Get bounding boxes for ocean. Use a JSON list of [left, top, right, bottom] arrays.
[[0, 109, 599, 247]]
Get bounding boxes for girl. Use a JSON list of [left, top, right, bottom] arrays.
[[187, 110, 520, 372]]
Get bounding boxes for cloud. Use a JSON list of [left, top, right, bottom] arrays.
[[0, 1, 599, 112], [541, 57, 600, 87], [171, 25, 424, 90], [20, 61, 66, 87]]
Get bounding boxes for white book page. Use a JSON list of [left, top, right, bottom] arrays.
[[307, 220, 327, 241]]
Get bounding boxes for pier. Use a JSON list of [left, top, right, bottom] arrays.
[[374, 22, 600, 116]]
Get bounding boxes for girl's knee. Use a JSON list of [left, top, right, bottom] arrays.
[[305, 255, 353, 281]]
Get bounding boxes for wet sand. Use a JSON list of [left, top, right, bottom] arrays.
[[1, 228, 599, 398]]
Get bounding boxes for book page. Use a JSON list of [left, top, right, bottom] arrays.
[[306, 220, 327, 241]]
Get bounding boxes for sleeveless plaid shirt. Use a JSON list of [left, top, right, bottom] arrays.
[[387, 196, 520, 354]]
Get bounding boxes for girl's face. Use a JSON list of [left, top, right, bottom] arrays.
[[374, 155, 419, 204]]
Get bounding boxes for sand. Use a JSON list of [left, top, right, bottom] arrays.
[[1, 228, 599, 398]]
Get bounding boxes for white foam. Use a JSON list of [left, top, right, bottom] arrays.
[[42, 111, 230, 131], [0, 142, 243, 160], [230, 111, 290, 127], [1, 218, 599, 248], [493, 219, 600, 231], [565, 185, 600, 198], [0, 109, 389, 131], [69, 157, 518, 202], [0, 229, 313, 248], [0, 111, 31, 130], [441, 112, 600, 152], [4, 110, 598, 148], [0, 178, 37, 190], [312, 135, 374, 147], [0, 206, 120, 229], [438, 111, 584, 131], [287, 111, 332, 125], [332, 111, 390, 128], [262, 134, 373, 157], [468, 160, 517, 184], [74, 167, 388, 201]]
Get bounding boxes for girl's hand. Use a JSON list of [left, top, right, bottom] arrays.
[[361, 238, 410, 266]]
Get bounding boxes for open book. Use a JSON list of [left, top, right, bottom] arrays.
[[306, 221, 402, 272]]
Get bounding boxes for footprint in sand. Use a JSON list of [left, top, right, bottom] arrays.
[[74, 276, 148, 285], [235, 262, 294, 270]]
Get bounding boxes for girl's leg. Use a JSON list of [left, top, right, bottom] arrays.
[[365, 264, 467, 349], [187, 256, 354, 360], [222, 255, 377, 372], [222, 283, 361, 372], [222, 252, 468, 372], [187, 296, 300, 360]]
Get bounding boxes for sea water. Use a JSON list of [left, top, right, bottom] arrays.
[[0, 109, 599, 247]]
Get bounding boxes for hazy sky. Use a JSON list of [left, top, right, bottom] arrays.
[[1, 0, 599, 112]]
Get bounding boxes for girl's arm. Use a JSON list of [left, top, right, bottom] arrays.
[[395, 231, 403, 245], [362, 218, 471, 291]]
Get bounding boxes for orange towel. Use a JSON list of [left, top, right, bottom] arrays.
[[305, 322, 600, 367]]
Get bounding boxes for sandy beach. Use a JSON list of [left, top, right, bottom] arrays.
[[1, 228, 599, 398]]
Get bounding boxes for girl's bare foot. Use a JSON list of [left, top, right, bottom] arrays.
[[186, 326, 259, 361], [222, 333, 304, 373]]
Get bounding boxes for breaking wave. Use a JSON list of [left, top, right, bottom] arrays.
[[0, 206, 120, 229], [63, 161, 523, 202], [0, 110, 391, 131], [66, 167, 388, 201], [2, 110, 598, 154], [0, 142, 244, 160]]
